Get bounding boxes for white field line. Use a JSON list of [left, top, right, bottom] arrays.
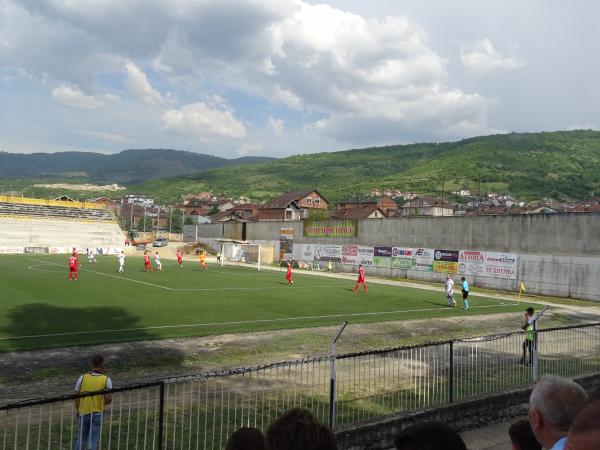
[[27, 258, 344, 291], [0, 304, 514, 341], [27, 258, 174, 291]]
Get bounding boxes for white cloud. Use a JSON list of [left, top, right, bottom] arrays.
[[51, 84, 118, 110], [79, 130, 136, 144], [5, 0, 535, 152], [237, 142, 263, 156], [267, 116, 285, 134], [161, 99, 247, 141], [566, 123, 599, 131], [124, 62, 163, 104], [460, 38, 525, 73]]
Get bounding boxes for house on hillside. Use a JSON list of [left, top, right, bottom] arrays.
[[54, 195, 76, 202], [337, 196, 398, 216], [227, 203, 261, 220], [331, 204, 386, 219], [401, 196, 454, 217], [87, 197, 115, 207], [122, 193, 154, 206], [184, 199, 235, 216], [211, 210, 247, 222], [259, 190, 329, 220]]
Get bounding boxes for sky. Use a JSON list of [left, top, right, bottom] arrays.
[[1, 0, 599, 158]]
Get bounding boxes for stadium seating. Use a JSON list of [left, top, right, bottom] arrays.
[[0, 201, 124, 249]]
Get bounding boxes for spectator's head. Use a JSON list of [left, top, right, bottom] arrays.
[[446, 274, 451, 279], [565, 398, 600, 450], [266, 408, 337, 450], [393, 422, 467, 450], [528, 376, 587, 449], [461, 277, 465, 282], [526, 307, 534, 315], [226, 427, 266, 450], [91, 354, 105, 371], [508, 419, 541, 450]]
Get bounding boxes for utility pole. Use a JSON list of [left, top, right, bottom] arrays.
[[441, 178, 445, 216]]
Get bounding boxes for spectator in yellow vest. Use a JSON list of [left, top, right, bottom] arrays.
[[74, 355, 112, 450]]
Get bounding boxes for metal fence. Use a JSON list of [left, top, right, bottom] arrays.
[[2, 323, 600, 450]]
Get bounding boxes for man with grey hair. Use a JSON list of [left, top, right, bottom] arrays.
[[529, 375, 588, 450]]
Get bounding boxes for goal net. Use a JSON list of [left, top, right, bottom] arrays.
[[220, 242, 274, 270]]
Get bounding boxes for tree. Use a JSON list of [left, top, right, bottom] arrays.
[[137, 215, 154, 232], [166, 208, 183, 233]]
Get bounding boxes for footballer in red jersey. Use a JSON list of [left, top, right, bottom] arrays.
[[285, 259, 294, 285], [143, 252, 153, 272], [176, 249, 183, 269], [68, 252, 79, 281], [354, 264, 367, 293]]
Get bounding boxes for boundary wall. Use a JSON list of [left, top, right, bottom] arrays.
[[0, 195, 107, 210], [185, 213, 600, 301]]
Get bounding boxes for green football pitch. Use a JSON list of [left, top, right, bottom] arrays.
[[0, 254, 535, 352]]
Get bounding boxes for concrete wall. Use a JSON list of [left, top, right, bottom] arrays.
[[186, 213, 600, 301]]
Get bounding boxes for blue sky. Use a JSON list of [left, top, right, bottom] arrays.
[[1, 0, 599, 158]]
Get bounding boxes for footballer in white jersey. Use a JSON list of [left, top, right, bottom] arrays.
[[118, 251, 125, 273]]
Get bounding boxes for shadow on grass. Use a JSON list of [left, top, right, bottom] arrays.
[[0, 303, 186, 383]]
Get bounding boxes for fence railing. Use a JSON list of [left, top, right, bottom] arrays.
[[2, 323, 600, 449]]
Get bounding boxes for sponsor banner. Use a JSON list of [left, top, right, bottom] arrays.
[[0, 246, 25, 254], [484, 251, 518, 279], [280, 228, 294, 239], [304, 219, 358, 238], [434, 249, 459, 262], [374, 246, 392, 257], [391, 247, 413, 269], [314, 244, 342, 262], [342, 246, 374, 265], [49, 247, 68, 254], [301, 244, 314, 261], [433, 260, 458, 274], [280, 227, 294, 261], [412, 248, 434, 272], [458, 250, 486, 276], [373, 246, 392, 268], [24, 247, 49, 254]]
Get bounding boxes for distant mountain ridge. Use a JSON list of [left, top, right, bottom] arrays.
[[0, 149, 274, 184], [131, 130, 600, 204]]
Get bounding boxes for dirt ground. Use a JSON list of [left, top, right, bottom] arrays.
[[2, 304, 599, 404]]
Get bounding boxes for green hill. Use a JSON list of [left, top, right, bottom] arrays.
[[0, 149, 273, 184], [132, 130, 600, 204]]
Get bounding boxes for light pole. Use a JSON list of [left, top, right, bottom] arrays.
[[143, 205, 147, 233]]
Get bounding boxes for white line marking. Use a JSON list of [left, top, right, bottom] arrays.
[[0, 304, 514, 341], [27, 258, 342, 292], [27, 258, 174, 291]]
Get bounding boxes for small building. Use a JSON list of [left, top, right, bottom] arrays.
[[401, 197, 454, 217], [53, 195, 76, 202], [228, 203, 261, 220], [261, 190, 329, 220], [86, 197, 115, 206], [258, 200, 302, 221], [122, 193, 154, 206], [331, 204, 386, 219], [337, 196, 398, 216]]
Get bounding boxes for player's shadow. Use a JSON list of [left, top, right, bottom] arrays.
[[0, 303, 186, 382]]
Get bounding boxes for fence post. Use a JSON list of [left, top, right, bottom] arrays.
[[328, 321, 348, 430], [158, 382, 165, 450], [448, 341, 454, 403]]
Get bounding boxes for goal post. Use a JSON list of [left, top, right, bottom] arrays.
[[220, 242, 274, 270]]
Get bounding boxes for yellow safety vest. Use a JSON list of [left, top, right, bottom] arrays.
[[525, 324, 534, 341], [78, 373, 109, 415]]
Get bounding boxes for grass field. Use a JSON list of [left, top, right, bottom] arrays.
[[0, 254, 537, 352]]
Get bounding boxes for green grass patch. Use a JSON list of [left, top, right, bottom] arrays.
[[0, 255, 537, 352]]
